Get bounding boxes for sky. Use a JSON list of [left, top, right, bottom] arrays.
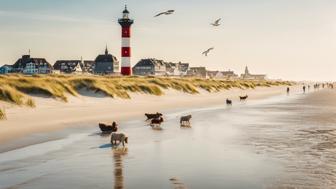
[[0, 0, 335, 81]]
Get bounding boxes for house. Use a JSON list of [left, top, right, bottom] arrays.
[[165, 62, 189, 76], [82, 61, 95, 73], [207, 70, 238, 79], [132, 58, 167, 76], [240, 66, 266, 80], [222, 71, 239, 79], [207, 71, 219, 78], [53, 60, 83, 74], [12, 55, 52, 74], [0, 65, 13, 74], [187, 67, 207, 78], [94, 48, 119, 75]]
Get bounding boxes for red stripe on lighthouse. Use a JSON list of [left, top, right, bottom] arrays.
[[121, 67, 131, 75], [122, 47, 131, 57], [122, 27, 130, 38]]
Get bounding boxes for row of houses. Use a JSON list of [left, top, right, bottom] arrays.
[[0, 47, 119, 75], [0, 51, 266, 80], [132, 59, 266, 80], [132, 59, 189, 77]]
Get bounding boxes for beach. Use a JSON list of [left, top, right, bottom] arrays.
[[1, 86, 335, 189], [0, 85, 291, 146]]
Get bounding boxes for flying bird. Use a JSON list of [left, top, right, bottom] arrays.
[[154, 10, 175, 17], [202, 47, 214, 56], [211, 18, 221, 27]]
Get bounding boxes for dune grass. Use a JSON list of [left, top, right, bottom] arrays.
[[0, 74, 293, 107], [0, 108, 6, 120]]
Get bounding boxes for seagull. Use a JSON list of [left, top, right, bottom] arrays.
[[154, 10, 175, 17], [202, 47, 214, 56], [211, 18, 221, 27]]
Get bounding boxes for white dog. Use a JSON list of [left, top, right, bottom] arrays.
[[111, 133, 128, 147]]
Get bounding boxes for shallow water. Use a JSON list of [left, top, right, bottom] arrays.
[[0, 89, 335, 189]]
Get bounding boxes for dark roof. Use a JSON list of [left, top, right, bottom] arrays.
[[123, 6, 129, 14], [53, 60, 81, 70], [13, 55, 51, 69], [135, 59, 166, 67], [94, 48, 118, 63], [1, 64, 13, 68], [95, 55, 114, 62]]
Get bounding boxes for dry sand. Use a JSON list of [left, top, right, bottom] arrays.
[[0, 86, 293, 144]]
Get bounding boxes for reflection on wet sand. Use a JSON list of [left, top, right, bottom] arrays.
[[112, 147, 128, 189]]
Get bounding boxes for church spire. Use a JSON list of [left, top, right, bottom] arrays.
[[245, 66, 249, 75], [105, 45, 109, 55]]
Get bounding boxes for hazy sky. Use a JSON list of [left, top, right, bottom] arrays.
[[0, 0, 335, 81]]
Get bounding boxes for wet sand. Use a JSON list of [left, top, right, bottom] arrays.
[[0, 86, 291, 146], [0, 88, 335, 189]]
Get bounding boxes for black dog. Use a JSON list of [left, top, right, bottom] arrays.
[[239, 95, 248, 101], [226, 99, 232, 105], [145, 112, 163, 121]]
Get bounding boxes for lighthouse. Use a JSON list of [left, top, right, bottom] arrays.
[[118, 5, 134, 76]]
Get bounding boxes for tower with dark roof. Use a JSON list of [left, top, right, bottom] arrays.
[[93, 47, 119, 75]]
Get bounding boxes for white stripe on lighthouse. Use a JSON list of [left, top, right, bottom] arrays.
[[121, 57, 131, 66], [122, 38, 130, 47]]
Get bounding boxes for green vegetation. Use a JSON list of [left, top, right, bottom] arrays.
[[0, 108, 6, 120], [0, 74, 293, 106]]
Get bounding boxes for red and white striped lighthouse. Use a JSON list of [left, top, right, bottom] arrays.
[[118, 5, 134, 76]]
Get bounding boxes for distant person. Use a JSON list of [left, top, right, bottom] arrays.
[[303, 86, 306, 94], [287, 87, 290, 95]]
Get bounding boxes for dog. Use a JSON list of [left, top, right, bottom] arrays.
[[150, 117, 164, 127], [239, 95, 248, 101], [111, 133, 128, 147], [145, 112, 163, 121], [180, 115, 192, 127]]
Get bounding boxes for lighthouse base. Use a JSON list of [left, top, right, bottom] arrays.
[[121, 67, 132, 76]]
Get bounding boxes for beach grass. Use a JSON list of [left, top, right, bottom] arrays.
[[0, 74, 293, 106], [0, 108, 6, 120]]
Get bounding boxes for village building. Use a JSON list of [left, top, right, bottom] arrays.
[[11, 55, 52, 75], [82, 61, 95, 73], [132, 58, 167, 76], [240, 66, 266, 80], [0, 65, 13, 74], [187, 67, 207, 78], [53, 60, 83, 74], [94, 47, 119, 75], [165, 62, 189, 76], [207, 70, 238, 79]]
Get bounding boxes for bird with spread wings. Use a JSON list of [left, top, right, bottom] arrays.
[[211, 18, 221, 26], [154, 10, 175, 17], [202, 47, 214, 56]]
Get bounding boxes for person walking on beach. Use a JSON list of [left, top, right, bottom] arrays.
[[303, 86, 306, 94], [287, 87, 290, 95]]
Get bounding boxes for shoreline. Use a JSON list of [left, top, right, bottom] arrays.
[[0, 85, 295, 146]]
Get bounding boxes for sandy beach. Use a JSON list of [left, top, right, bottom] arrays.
[[0, 85, 293, 145], [0, 87, 335, 189]]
